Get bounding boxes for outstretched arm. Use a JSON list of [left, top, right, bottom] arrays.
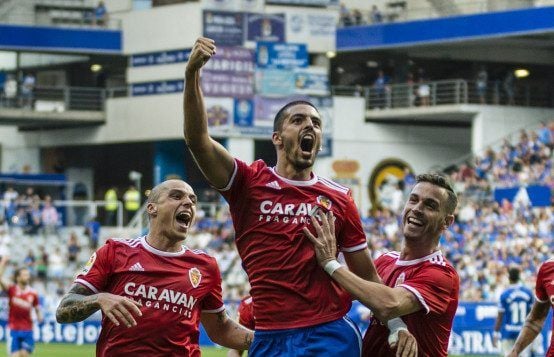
[[0, 255, 10, 291], [202, 310, 253, 351], [507, 300, 549, 357], [56, 284, 142, 327], [183, 37, 235, 189]]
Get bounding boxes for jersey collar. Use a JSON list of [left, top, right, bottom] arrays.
[[141, 236, 187, 257], [269, 167, 318, 186], [395, 250, 443, 266]]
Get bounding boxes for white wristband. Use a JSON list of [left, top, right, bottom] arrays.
[[387, 317, 408, 346], [323, 260, 342, 276]]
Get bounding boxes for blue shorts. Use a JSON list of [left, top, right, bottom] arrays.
[[250, 316, 362, 357], [9, 329, 34, 353]]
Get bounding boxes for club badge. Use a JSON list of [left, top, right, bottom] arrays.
[[316, 195, 332, 210], [189, 267, 202, 288]]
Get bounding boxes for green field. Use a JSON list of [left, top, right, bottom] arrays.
[[0, 343, 492, 356], [0, 343, 229, 356]]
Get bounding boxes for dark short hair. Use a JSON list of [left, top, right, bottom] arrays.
[[508, 266, 520, 283], [13, 267, 29, 283], [273, 100, 319, 132], [416, 173, 458, 214]]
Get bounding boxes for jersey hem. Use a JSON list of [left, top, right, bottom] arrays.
[[399, 284, 430, 314], [202, 306, 225, 314], [219, 159, 238, 191], [341, 242, 368, 253], [254, 310, 349, 330]]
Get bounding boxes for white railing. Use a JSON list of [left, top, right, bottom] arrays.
[[0, 85, 106, 111], [332, 79, 552, 110], [338, 0, 554, 26]]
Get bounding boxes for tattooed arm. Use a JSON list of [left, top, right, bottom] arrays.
[[56, 284, 142, 327], [201, 310, 254, 351]]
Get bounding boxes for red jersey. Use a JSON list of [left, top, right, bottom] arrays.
[[74, 236, 224, 357], [7, 285, 39, 330], [362, 251, 459, 357], [237, 296, 255, 330], [534, 259, 554, 357], [219, 159, 367, 330]]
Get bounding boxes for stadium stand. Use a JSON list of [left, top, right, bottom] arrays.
[[0, 0, 553, 354]]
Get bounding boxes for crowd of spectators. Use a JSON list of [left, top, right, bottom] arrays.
[[1, 186, 62, 235], [339, 3, 387, 27], [0, 122, 551, 316]]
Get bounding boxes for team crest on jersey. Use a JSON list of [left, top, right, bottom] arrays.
[[316, 196, 332, 210], [189, 268, 202, 288], [395, 272, 405, 287], [81, 252, 97, 275]]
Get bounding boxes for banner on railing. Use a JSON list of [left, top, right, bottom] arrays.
[[131, 49, 191, 67], [494, 185, 551, 207], [348, 301, 551, 355]]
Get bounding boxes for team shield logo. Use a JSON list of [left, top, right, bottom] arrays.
[[395, 272, 405, 287], [316, 195, 333, 210], [189, 267, 202, 288]]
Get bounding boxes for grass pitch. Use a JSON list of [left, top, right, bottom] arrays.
[[0, 343, 228, 356], [0, 343, 489, 356]]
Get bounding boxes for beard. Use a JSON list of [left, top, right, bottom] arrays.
[[283, 139, 317, 171]]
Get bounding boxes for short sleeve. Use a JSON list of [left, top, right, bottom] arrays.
[[399, 265, 458, 314], [218, 159, 254, 199], [201, 259, 224, 313], [339, 193, 367, 253], [238, 298, 255, 330], [74, 242, 114, 293], [535, 263, 549, 303]]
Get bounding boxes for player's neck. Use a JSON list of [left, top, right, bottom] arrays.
[[16, 282, 28, 289], [400, 242, 439, 261], [274, 161, 312, 181], [145, 234, 184, 253]]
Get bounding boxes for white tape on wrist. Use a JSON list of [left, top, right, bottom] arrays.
[[323, 260, 342, 276], [387, 318, 408, 346]]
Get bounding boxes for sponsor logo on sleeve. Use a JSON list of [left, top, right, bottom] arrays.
[[81, 252, 97, 275]]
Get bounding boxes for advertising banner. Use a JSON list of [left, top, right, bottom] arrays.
[[287, 12, 337, 41], [255, 69, 295, 96], [256, 42, 308, 69], [234, 98, 255, 127], [202, 47, 255, 99], [348, 301, 551, 356], [131, 80, 183, 96], [203, 10, 245, 46], [246, 13, 286, 43], [293, 67, 329, 95], [203, 0, 264, 12], [131, 49, 191, 67], [265, 0, 337, 6], [494, 185, 551, 207]]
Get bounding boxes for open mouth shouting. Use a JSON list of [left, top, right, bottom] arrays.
[[299, 133, 315, 157], [175, 211, 193, 231]]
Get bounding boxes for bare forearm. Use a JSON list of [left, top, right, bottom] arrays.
[[344, 249, 381, 283], [183, 70, 209, 147], [214, 319, 253, 350], [56, 292, 100, 323], [512, 302, 549, 354], [332, 268, 415, 321], [512, 323, 542, 353], [203, 311, 253, 351]]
